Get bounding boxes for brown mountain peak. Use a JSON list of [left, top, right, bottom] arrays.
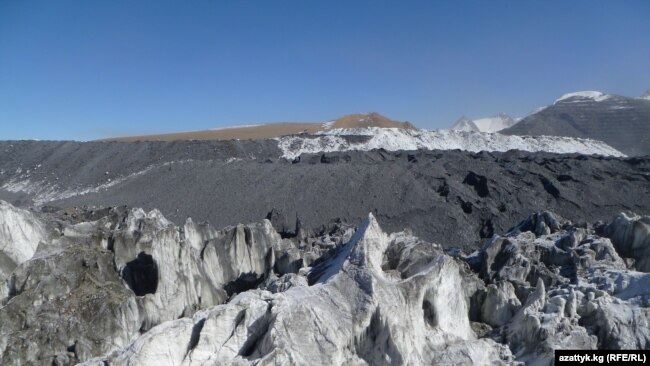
[[329, 112, 415, 129]]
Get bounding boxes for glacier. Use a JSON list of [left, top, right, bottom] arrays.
[[277, 127, 625, 160], [1, 201, 650, 365]]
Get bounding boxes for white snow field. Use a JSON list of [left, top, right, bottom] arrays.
[[276, 127, 625, 159]]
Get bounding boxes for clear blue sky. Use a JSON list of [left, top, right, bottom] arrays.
[[1, 0, 649, 140]]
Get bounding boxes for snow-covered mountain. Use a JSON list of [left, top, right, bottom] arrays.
[[640, 90, 650, 101], [502, 90, 650, 156], [554, 90, 612, 103], [276, 127, 624, 159], [449, 113, 518, 133]]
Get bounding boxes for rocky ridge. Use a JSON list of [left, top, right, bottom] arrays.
[[1, 201, 650, 365]]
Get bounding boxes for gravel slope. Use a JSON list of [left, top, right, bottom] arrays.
[[1, 140, 647, 250]]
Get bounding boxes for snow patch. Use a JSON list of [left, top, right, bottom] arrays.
[[225, 157, 242, 164], [1, 166, 156, 205], [530, 106, 548, 115], [555, 91, 611, 104], [321, 121, 335, 130], [639, 91, 650, 101], [471, 115, 516, 133], [1, 160, 202, 206], [209, 124, 262, 131]]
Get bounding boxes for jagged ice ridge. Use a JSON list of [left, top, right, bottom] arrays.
[[1, 201, 650, 365]]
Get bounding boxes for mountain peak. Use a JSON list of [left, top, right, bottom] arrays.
[[449, 117, 478, 132], [503, 90, 650, 156], [449, 113, 517, 133], [327, 112, 415, 130], [454, 116, 472, 123]]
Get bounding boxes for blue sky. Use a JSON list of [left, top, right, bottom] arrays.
[[1, 0, 649, 140]]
